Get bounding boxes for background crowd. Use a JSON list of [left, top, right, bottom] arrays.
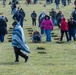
[[0, 0, 76, 62]]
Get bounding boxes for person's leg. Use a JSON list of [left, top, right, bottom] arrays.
[[60, 30, 64, 41], [18, 51, 28, 62], [56, 4, 58, 9], [40, 26, 44, 34], [14, 46, 20, 62], [0, 35, 4, 42], [20, 19, 23, 27], [0, 35, 1, 42], [47, 30, 51, 42], [68, 30, 72, 41], [45, 30, 51, 42], [34, 19, 36, 26], [65, 31, 69, 42], [56, 4, 59, 9], [45, 30, 47, 41], [72, 30, 76, 41]]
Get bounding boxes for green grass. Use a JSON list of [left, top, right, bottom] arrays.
[[0, 0, 76, 75]]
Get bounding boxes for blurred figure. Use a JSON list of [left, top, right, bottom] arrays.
[[38, 10, 46, 35], [26, 0, 31, 4], [67, 0, 71, 5], [56, 11, 64, 28], [41, 15, 54, 42], [12, 11, 22, 26], [62, 0, 66, 6], [49, 8, 57, 26], [74, 0, 76, 7], [0, 13, 8, 22], [34, 0, 38, 4], [2, 0, 6, 7], [19, 8, 25, 27], [32, 28, 41, 42], [60, 17, 69, 42], [55, 0, 60, 9], [68, 17, 76, 41], [31, 10, 37, 26], [11, 2, 16, 14], [0, 17, 7, 42], [12, 21, 30, 62], [72, 7, 76, 21]]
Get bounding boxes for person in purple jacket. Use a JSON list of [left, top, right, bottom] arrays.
[[41, 15, 54, 42]]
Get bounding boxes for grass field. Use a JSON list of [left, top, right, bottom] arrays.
[[0, 0, 76, 75]]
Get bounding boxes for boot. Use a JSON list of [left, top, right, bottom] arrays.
[[19, 51, 29, 62], [25, 56, 29, 62]]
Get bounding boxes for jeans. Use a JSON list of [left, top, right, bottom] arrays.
[[51, 17, 57, 26], [67, 0, 70, 5], [68, 29, 76, 41], [50, 0, 53, 3], [45, 30, 51, 42], [0, 35, 4, 42], [56, 4, 59, 9], [40, 26, 44, 34]]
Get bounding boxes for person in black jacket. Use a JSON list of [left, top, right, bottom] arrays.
[[55, 0, 60, 9], [31, 10, 37, 26], [0, 18, 7, 42], [68, 17, 76, 41], [19, 8, 25, 27], [12, 11, 22, 24]]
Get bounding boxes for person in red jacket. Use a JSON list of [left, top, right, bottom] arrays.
[[60, 17, 69, 42]]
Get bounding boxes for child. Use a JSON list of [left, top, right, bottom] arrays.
[[32, 28, 41, 42]]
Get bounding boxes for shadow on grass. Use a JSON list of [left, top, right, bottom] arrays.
[[55, 41, 67, 44], [28, 41, 46, 44], [0, 62, 20, 65], [38, 51, 47, 54]]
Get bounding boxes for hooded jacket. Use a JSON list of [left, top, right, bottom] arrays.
[[60, 18, 68, 31]]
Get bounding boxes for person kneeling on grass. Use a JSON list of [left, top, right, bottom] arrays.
[[12, 21, 30, 62], [32, 28, 41, 43]]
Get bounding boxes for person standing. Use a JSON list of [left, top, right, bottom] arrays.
[[56, 11, 64, 28], [31, 10, 37, 26], [19, 8, 25, 27], [62, 0, 66, 6], [67, 0, 71, 5], [60, 17, 69, 42], [12, 11, 22, 25], [34, 0, 37, 4], [71, 7, 76, 21], [49, 8, 57, 26], [0, 18, 7, 42], [38, 10, 46, 35], [12, 21, 30, 62], [55, 0, 60, 9], [2, 0, 6, 7], [11, 2, 16, 14], [41, 15, 54, 42], [68, 17, 76, 41]]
